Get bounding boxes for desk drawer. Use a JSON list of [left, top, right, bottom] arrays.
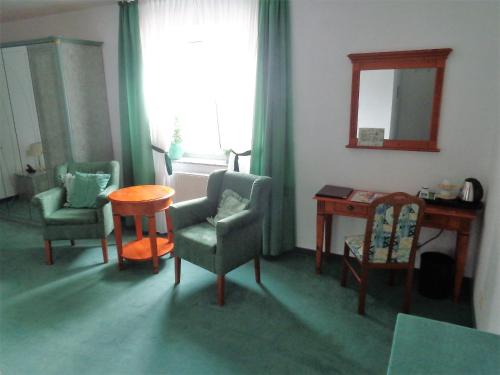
[[327, 201, 367, 217], [423, 213, 449, 228]]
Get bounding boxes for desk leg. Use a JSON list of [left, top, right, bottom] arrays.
[[325, 215, 332, 261], [454, 230, 470, 303], [316, 214, 325, 274], [113, 214, 124, 270], [148, 215, 159, 274]]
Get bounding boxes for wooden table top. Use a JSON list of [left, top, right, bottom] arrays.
[[108, 185, 175, 204]]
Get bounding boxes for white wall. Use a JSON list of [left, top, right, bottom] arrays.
[[0, 4, 121, 164], [291, 0, 499, 276], [473, 29, 500, 334], [473, 127, 500, 334]]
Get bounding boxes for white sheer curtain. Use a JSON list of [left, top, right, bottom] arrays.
[[140, 0, 258, 232]]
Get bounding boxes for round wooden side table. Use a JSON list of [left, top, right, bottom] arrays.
[[108, 185, 175, 274]]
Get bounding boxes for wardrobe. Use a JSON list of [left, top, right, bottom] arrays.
[[0, 36, 113, 198]]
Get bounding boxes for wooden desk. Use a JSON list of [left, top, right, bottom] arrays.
[[314, 190, 478, 303], [109, 185, 175, 274]]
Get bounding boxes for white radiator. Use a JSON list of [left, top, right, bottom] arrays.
[[172, 172, 209, 203]]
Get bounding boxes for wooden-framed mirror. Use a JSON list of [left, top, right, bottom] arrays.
[[346, 48, 452, 152]]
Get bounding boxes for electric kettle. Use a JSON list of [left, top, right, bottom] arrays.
[[459, 178, 483, 203]]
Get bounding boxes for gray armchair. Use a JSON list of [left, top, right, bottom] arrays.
[[170, 170, 271, 306], [32, 161, 119, 265]]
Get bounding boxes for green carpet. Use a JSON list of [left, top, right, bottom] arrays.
[[0, 219, 472, 375], [0, 197, 41, 225]]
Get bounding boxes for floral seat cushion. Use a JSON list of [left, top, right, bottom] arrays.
[[345, 235, 391, 263]]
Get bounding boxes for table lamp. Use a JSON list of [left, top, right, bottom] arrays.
[[27, 142, 44, 172]]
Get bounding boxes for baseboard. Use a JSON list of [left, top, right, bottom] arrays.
[[294, 246, 314, 255], [293, 246, 473, 296]]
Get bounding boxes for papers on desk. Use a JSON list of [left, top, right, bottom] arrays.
[[350, 191, 385, 203]]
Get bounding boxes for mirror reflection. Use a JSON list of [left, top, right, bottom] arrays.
[[357, 68, 436, 141]]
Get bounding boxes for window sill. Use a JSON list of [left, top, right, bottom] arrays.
[[172, 157, 227, 175], [173, 157, 227, 167]]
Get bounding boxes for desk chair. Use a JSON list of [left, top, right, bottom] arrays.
[[341, 192, 425, 314]]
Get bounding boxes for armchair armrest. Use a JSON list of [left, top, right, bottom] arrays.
[[32, 187, 65, 219], [170, 197, 215, 231], [214, 210, 262, 273], [216, 210, 259, 237], [96, 185, 118, 208]]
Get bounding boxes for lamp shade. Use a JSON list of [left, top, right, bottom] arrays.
[[27, 142, 43, 157]]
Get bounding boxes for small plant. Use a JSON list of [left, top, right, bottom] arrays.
[[172, 128, 182, 144], [169, 117, 184, 160], [172, 117, 182, 144]]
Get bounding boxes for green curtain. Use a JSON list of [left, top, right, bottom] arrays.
[[250, 0, 295, 256], [118, 1, 155, 186]]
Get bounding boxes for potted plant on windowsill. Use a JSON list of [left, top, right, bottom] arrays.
[[169, 119, 184, 160]]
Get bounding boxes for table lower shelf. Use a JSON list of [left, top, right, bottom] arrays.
[[121, 237, 174, 261]]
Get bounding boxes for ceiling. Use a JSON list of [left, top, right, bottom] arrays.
[[0, 0, 115, 23]]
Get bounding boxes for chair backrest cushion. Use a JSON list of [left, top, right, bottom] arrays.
[[365, 193, 424, 263]]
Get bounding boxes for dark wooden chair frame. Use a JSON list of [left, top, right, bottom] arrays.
[[341, 192, 425, 315]]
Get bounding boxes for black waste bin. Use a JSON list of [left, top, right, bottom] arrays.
[[418, 252, 454, 299]]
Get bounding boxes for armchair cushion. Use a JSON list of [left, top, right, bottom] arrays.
[[207, 189, 249, 226], [46, 208, 98, 225], [175, 222, 218, 271], [176, 223, 217, 254], [70, 172, 111, 208]]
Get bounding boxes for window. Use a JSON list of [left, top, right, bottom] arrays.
[[140, 0, 258, 160]]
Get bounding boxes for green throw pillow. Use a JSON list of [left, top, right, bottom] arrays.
[[69, 172, 111, 208], [207, 189, 249, 226]]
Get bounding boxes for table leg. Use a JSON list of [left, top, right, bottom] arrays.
[[454, 230, 470, 303], [148, 215, 159, 274], [134, 215, 143, 240], [113, 214, 124, 270], [324, 215, 332, 261], [316, 213, 325, 274]]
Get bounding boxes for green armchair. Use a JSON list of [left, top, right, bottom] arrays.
[[32, 161, 120, 265], [170, 170, 271, 306]]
